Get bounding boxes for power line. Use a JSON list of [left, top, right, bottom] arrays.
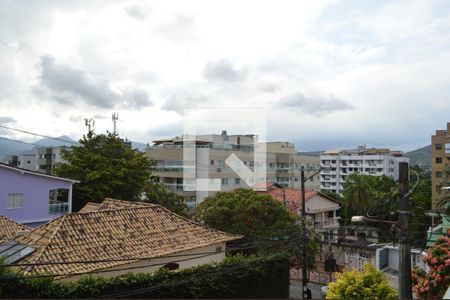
[[0, 136, 50, 149], [0, 125, 79, 145], [3, 236, 301, 280]]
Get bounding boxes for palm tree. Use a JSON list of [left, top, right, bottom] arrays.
[[343, 173, 374, 223]]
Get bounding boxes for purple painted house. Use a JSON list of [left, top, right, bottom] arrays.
[[0, 163, 77, 227]]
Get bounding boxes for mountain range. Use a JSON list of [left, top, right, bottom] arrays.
[[0, 135, 148, 159]]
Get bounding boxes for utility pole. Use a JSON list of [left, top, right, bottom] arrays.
[[112, 113, 119, 134], [398, 162, 412, 299], [300, 168, 311, 299], [84, 118, 94, 134]]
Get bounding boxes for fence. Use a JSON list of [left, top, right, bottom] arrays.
[[290, 267, 336, 285]]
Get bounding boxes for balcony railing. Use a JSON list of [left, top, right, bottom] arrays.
[[315, 218, 340, 229], [49, 203, 69, 215]]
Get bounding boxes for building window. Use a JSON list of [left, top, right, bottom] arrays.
[[221, 178, 229, 185], [436, 185, 441, 192], [436, 171, 443, 178], [435, 143, 443, 150], [7, 193, 23, 209], [235, 178, 240, 185], [49, 189, 69, 214], [327, 211, 334, 218], [436, 157, 443, 164]]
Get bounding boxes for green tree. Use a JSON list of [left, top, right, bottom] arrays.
[[195, 188, 318, 268], [53, 131, 153, 211], [343, 169, 432, 245], [342, 174, 376, 223], [409, 165, 432, 244], [141, 182, 189, 217], [326, 263, 398, 299]]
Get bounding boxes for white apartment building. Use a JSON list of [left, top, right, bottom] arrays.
[[36, 147, 70, 174], [146, 131, 321, 208], [320, 147, 409, 196]]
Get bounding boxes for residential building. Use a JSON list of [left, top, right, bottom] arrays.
[[0, 162, 77, 227], [36, 147, 69, 174], [257, 183, 341, 241], [0, 215, 30, 243], [0, 198, 241, 280], [431, 122, 450, 209], [146, 131, 320, 208], [320, 147, 409, 196], [426, 215, 450, 247], [4, 153, 36, 171]]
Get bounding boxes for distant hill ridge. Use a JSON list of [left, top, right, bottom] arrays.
[[405, 145, 431, 169], [0, 135, 148, 159]]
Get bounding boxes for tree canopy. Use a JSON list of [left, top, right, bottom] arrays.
[[53, 131, 153, 211], [342, 169, 432, 245], [326, 263, 398, 299], [141, 182, 189, 217], [195, 188, 318, 268]]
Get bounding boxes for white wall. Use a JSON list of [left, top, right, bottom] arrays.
[[63, 243, 226, 282]]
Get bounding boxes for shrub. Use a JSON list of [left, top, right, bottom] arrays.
[[326, 263, 398, 299]]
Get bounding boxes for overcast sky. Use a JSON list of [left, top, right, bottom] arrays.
[[0, 0, 449, 151]]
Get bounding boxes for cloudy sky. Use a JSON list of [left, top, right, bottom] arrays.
[[0, 0, 449, 151]]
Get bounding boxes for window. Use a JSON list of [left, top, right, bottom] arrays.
[[235, 178, 240, 185], [436, 171, 443, 178], [436, 157, 443, 164], [435, 143, 443, 150], [210, 160, 214, 165], [327, 211, 334, 218], [7, 193, 23, 209], [49, 189, 69, 214], [218, 160, 225, 168], [221, 178, 229, 185], [436, 185, 441, 192]]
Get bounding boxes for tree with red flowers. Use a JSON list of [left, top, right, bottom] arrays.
[[412, 236, 450, 299]]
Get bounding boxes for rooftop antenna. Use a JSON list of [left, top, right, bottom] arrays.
[[84, 118, 95, 133], [112, 113, 118, 134]]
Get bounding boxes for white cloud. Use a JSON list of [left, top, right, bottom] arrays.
[[0, 0, 449, 150]]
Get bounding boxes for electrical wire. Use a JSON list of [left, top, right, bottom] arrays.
[[0, 125, 79, 145], [1, 236, 301, 280]]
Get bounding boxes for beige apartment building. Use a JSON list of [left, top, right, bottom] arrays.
[[431, 122, 450, 210], [145, 131, 320, 209]]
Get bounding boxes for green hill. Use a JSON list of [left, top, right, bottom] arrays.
[[405, 145, 431, 169]]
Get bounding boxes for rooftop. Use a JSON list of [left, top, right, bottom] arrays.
[[10, 198, 241, 277], [0, 216, 30, 243]]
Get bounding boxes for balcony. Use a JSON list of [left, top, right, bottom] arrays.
[[49, 203, 69, 215], [315, 218, 340, 230]]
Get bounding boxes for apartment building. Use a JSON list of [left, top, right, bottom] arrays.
[[4, 153, 37, 171], [431, 122, 450, 210], [145, 131, 320, 208], [320, 147, 409, 196], [36, 147, 69, 174]]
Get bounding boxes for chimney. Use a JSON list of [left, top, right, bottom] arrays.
[[221, 130, 227, 136]]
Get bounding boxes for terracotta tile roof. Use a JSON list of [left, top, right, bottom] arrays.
[[78, 202, 100, 213], [259, 189, 317, 213], [14, 200, 241, 277], [251, 182, 283, 191], [0, 216, 30, 243]]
